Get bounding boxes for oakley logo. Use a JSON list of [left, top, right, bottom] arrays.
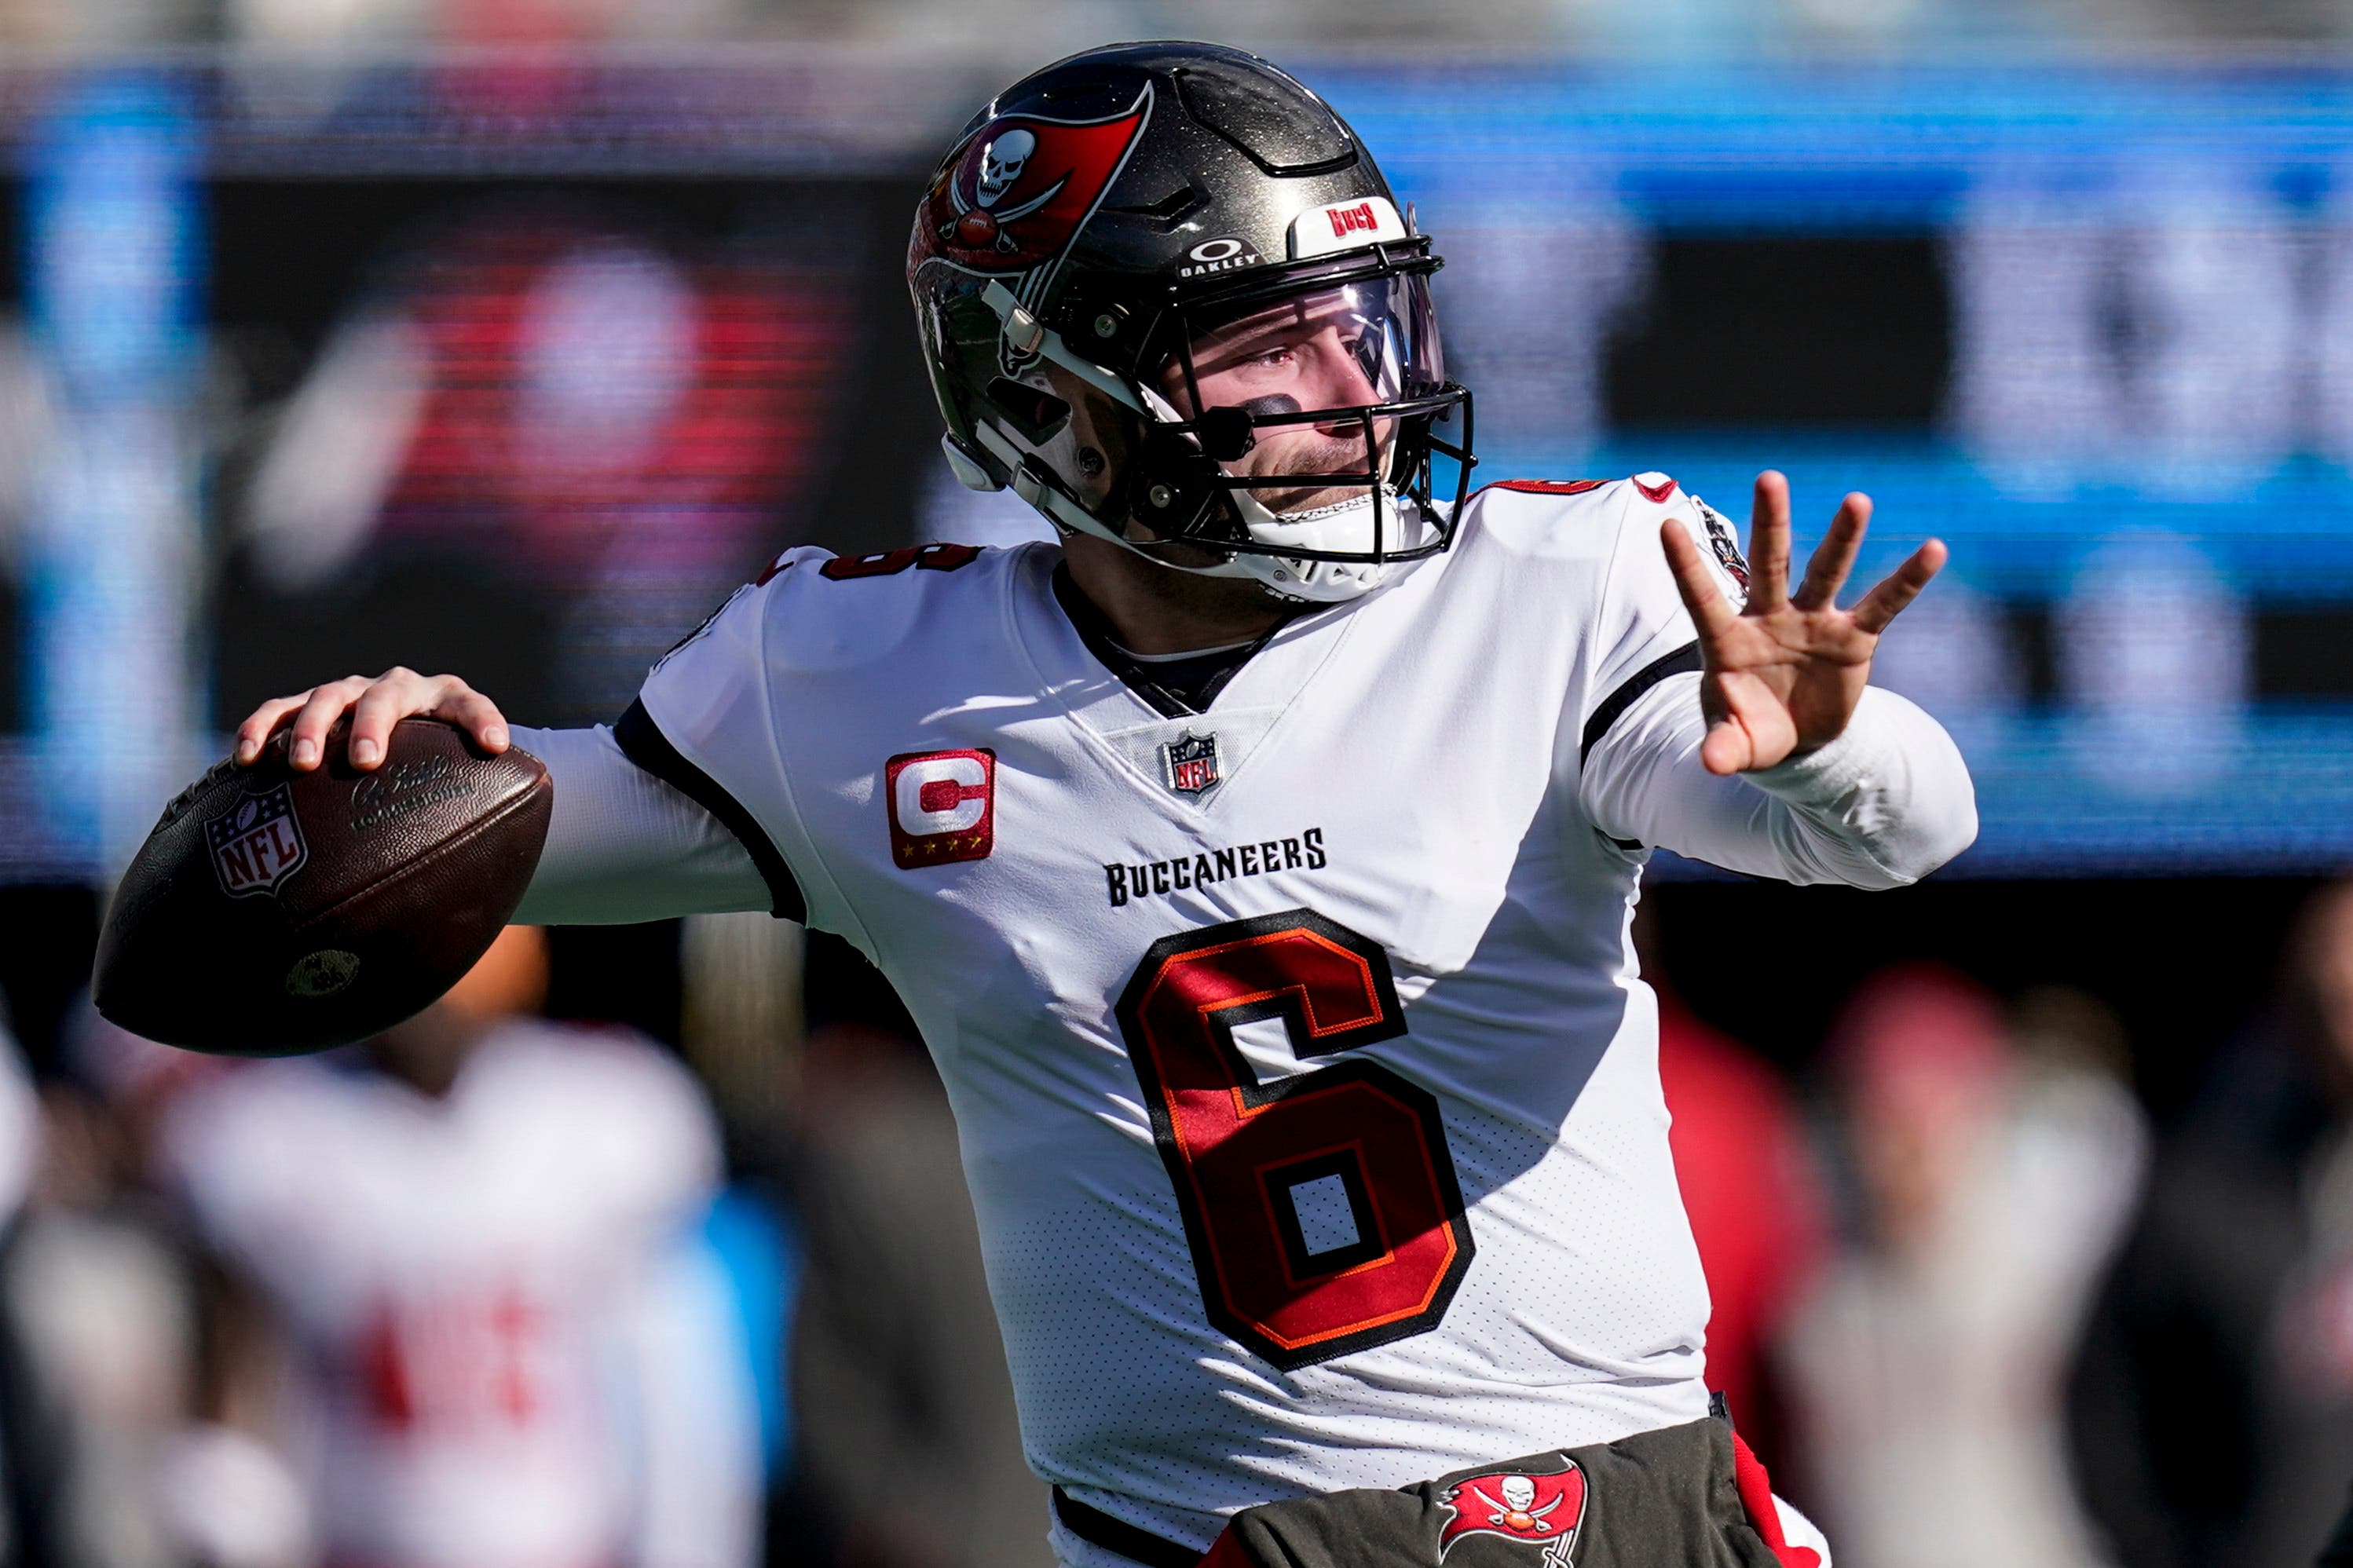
[[1180, 235, 1264, 279]]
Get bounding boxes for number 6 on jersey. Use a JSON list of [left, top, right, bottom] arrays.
[[1115, 910, 1475, 1369]]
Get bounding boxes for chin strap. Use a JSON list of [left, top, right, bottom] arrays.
[[981, 281, 1148, 415], [970, 418, 1261, 583]]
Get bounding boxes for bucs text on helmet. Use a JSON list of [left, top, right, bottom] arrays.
[[907, 41, 1475, 604]]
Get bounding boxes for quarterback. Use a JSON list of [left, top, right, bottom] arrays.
[[233, 43, 1974, 1568]]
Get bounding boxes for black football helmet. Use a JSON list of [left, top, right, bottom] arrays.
[[907, 41, 1474, 602]]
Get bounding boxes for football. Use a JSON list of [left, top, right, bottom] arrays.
[[92, 718, 554, 1056]]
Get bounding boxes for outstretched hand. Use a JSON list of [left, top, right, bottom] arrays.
[[1660, 471, 1945, 777]]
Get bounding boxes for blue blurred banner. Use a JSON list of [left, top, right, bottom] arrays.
[[8, 53, 2353, 879], [1319, 63, 2353, 217], [18, 74, 205, 879], [1316, 62, 2353, 876]]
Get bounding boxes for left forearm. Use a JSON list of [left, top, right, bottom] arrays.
[[1582, 674, 1978, 887]]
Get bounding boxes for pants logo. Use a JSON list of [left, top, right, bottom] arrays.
[[1436, 1458, 1586, 1563]]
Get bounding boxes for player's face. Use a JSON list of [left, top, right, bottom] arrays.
[[1160, 282, 1409, 515]]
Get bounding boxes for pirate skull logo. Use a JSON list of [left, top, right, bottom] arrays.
[[913, 93, 1151, 273], [1436, 1458, 1588, 1563], [976, 128, 1034, 209], [1480, 1476, 1558, 1533]]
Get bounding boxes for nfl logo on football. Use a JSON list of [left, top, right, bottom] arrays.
[[1162, 732, 1220, 798], [206, 784, 309, 897]]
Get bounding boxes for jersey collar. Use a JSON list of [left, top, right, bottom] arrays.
[[1048, 561, 1296, 719]]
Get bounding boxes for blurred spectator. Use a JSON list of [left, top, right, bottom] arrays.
[[1783, 967, 2145, 1568], [1654, 992, 1829, 1446], [788, 934, 1048, 1568], [2072, 881, 2353, 1568], [681, 909, 807, 1157], [0, 1022, 35, 1250], [2, 1004, 221, 1568], [160, 926, 759, 1568], [0, 1023, 49, 1565]]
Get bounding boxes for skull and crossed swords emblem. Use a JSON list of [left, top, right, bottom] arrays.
[[1438, 1464, 1583, 1566], [1466, 1475, 1565, 1537], [946, 126, 1068, 252]]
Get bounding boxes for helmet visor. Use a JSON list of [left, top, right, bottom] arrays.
[[1157, 271, 1447, 517]]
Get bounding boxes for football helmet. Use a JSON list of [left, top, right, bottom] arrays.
[[907, 42, 1475, 603]]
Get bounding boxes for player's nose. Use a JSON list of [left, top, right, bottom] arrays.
[[1309, 334, 1379, 433]]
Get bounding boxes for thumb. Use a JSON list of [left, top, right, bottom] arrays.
[[1700, 719, 1750, 776]]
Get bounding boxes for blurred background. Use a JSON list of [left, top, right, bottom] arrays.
[[4, 0, 2353, 1565]]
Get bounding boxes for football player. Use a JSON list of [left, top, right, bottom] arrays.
[[231, 42, 1974, 1568], [161, 927, 758, 1568]]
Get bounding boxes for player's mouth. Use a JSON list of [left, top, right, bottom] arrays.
[[1240, 430, 1389, 515]]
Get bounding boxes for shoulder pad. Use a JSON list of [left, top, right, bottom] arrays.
[[1463, 475, 1658, 561], [1472, 473, 1683, 511], [742, 540, 989, 589], [734, 539, 1008, 678], [1484, 478, 1609, 498], [810, 541, 984, 582]]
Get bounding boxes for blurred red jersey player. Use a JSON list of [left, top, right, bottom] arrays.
[[160, 930, 757, 1568], [1657, 996, 1829, 1430]]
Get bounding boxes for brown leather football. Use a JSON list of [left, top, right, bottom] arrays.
[[92, 718, 554, 1055]]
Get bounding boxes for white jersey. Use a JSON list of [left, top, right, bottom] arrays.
[[606, 474, 1970, 1553], [0, 1026, 34, 1223], [163, 1025, 734, 1568]]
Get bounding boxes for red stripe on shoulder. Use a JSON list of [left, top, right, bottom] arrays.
[[1484, 478, 1607, 496], [1633, 473, 1678, 504]]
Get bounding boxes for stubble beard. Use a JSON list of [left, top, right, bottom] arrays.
[[1246, 429, 1388, 515]]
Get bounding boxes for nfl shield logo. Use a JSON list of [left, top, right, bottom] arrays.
[[1162, 732, 1220, 798], [206, 784, 309, 897]]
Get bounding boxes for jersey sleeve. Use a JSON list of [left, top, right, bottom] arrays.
[[1566, 475, 1978, 883], [1575, 474, 1747, 766], [511, 723, 772, 925], [613, 549, 832, 923], [1581, 673, 1978, 886], [1551, 473, 1977, 883]]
